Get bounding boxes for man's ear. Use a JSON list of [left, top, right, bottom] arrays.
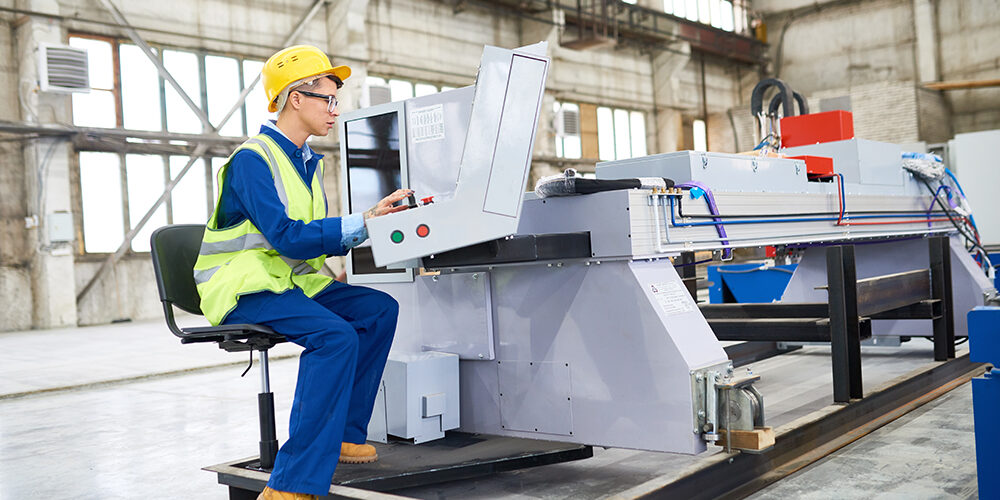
[[289, 91, 302, 111]]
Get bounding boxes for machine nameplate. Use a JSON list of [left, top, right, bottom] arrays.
[[410, 104, 445, 143], [650, 281, 695, 316]]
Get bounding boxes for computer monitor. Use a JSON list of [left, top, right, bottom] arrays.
[[341, 101, 412, 283]]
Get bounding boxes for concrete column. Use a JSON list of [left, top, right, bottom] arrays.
[[912, 0, 939, 84], [326, 0, 370, 218], [327, 0, 370, 115], [16, 0, 77, 328], [651, 42, 691, 153]]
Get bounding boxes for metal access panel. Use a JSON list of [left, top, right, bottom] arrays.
[[458, 259, 729, 454], [365, 43, 550, 268], [783, 139, 905, 187], [595, 151, 808, 194], [370, 273, 496, 361]]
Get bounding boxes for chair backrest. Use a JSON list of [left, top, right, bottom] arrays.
[[150, 224, 206, 315]]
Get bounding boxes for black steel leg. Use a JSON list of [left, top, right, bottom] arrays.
[[827, 245, 863, 402], [929, 236, 956, 361], [258, 349, 279, 470], [229, 486, 259, 500], [680, 251, 697, 301]]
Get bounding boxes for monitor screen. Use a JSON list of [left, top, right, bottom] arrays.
[[344, 111, 405, 275]]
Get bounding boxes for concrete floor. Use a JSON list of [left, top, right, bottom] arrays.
[[0, 319, 981, 499], [748, 384, 978, 500]]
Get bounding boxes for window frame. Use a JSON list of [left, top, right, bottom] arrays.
[[69, 32, 266, 255], [597, 105, 648, 161]]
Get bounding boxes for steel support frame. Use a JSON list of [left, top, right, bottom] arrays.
[[77, 0, 330, 303], [827, 245, 864, 402], [929, 235, 956, 361], [679, 250, 697, 300]]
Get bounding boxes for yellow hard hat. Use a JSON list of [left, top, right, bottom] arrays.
[[262, 45, 351, 112]]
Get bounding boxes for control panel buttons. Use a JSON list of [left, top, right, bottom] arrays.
[[416, 224, 430, 238], [421, 196, 435, 205], [390, 230, 404, 244]]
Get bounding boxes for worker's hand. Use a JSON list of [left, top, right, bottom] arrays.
[[364, 189, 414, 220]]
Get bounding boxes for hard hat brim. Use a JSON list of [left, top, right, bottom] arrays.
[[267, 65, 353, 113]]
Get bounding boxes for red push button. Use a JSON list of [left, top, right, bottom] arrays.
[[421, 196, 435, 205], [416, 224, 430, 238]]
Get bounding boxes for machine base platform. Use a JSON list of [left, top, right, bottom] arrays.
[[206, 432, 593, 498]]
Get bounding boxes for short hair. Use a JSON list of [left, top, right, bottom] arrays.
[[274, 74, 344, 115]]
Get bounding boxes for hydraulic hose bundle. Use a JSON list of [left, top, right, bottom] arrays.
[[749, 78, 807, 154]]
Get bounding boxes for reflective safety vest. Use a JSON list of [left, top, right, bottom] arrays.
[[193, 134, 332, 326]]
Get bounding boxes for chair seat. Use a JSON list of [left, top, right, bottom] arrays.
[[179, 323, 286, 352]]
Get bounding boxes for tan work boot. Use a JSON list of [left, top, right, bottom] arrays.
[[340, 442, 378, 464], [256, 486, 317, 500]]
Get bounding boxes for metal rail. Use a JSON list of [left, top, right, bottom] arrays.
[[622, 352, 983, 499]]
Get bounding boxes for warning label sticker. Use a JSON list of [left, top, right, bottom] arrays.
[[410, 104, 445, 143], [649, 281, 695, 316]]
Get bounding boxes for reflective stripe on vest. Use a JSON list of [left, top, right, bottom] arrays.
[[193, 133, 331, 326]]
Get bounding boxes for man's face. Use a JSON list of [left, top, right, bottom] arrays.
[[296, 76, 341, 137]]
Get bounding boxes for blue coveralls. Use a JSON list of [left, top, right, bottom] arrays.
[[217, 123, 397, 495]]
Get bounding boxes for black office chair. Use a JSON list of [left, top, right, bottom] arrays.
[[150, 224, 286, 469]]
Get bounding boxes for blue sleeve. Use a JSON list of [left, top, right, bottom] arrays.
[[227, 149, 347, 258], [340, 213, 369, 250]]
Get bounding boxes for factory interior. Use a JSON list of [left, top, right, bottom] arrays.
[[2, 0, 1000, 498]]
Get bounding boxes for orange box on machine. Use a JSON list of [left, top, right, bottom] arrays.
[[788, 155, 834, 177], [780, 110, 854, 148]]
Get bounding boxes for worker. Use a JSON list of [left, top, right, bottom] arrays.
[[193, 45, 410, 500]]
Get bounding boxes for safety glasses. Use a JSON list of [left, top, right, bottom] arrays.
[[295, 90, 339, 113]]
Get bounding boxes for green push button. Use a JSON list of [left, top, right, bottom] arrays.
[[390, 230, 404, 244]]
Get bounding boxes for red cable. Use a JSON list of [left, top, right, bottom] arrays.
[[825, 173, 962, 227]]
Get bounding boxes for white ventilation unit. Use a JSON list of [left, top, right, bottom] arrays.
[[38, 43, 89, 93], [555, 106, 580, 137], [367, 84, 391, 107]]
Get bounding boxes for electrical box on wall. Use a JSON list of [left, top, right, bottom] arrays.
[[47, 212, 74, 243], [38, 43, 89, 93]]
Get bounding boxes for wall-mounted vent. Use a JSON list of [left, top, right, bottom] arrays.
[[38, 44, 89, 93], [368, 84, 391, 107], [555, 107, 580, 136]]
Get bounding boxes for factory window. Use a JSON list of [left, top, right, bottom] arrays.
[[69, 34, 268, 134], [70, 33, 267, 254], [78, 152, 218, 253], [78, 152, 125, 253], [69, 36, 118, 128], [693, 119, 708, 151], [663, 0, 742, 33], [597, 107, 647, 161], [364, 76, 457, 107]]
